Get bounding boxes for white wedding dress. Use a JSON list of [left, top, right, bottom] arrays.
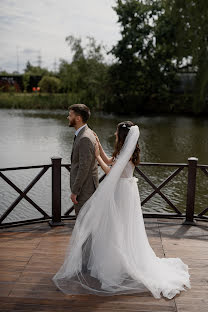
[[52, 126, 191, 299]]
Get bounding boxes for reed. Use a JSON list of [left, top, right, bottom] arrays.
[[0, 93, 84, 110]]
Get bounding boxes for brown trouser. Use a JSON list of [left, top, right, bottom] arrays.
[[73, 189, 95, 273]]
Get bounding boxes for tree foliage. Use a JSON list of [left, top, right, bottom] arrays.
[[24, 61, 50, 76], [166, 0, 208, 113], [38, 76, 61, 93], [58, 36, 108, 109], [107, 0, 179, 113], [2, 1, 208, 114], [108, 0, 208, 114]]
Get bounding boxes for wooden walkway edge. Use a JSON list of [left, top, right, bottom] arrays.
[[0, 218, 207, 312]]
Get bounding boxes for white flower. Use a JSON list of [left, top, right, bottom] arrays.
[[122, 124, 131, 129]]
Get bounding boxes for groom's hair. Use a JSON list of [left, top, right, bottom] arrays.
[[68, 104, 91, 123]]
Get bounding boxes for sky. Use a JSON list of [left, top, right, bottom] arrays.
[[0, 0, 121, 73]]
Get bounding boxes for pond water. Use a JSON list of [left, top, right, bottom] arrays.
[[0, 109, 207, 223]]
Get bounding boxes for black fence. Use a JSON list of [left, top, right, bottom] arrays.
[[0, 157, 207, 228]]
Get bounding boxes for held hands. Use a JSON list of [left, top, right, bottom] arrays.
[[70, 193, 78, 204], [95, 141, 100, 158], [92, 131, 101, 159], [93, 131, 101, 147]]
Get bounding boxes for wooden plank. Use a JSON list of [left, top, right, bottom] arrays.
[[18, 271, 54, 285], [0, 271, 22, 282], [26, 255, 64, 266], [0, 282, 14, 296], [0, 218, 207, 312], [0, 296, 176, 311]]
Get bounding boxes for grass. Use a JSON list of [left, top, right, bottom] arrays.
[[0, 91, 206, 115], [0, 92, 79, 109]]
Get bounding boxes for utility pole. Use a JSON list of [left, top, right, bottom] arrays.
[[16, 45, 19, 73], [37, 50, 42, 67], [53, 58, 57, 73]]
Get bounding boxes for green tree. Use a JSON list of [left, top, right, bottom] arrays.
[[24, 61, 51, 76], [22, 73, 30, 92], [38, 76, 61, 93], [166, 0, 208, 113], [59, 35, 108, 109], [108, 0, 178, 113], [0, 70, 10, 75]]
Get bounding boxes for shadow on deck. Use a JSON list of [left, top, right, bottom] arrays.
[[0, 218, 208, 312]]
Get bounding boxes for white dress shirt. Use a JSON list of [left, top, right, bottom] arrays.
[[75, 124, 87, 137]]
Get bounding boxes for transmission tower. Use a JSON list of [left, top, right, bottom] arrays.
[[16, 45, 19, 73], [37, 50, 42, 67], [53, 58, 57, 73]]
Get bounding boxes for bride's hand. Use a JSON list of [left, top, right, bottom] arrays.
[[93, 131, 100, 146], [95, 142, 100, 158]]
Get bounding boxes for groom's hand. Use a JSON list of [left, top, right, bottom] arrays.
[[71, 193, 78, 204]]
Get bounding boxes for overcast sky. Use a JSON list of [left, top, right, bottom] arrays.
[[0, 0, 121, 73]]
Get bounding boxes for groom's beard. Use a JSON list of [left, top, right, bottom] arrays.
[[69, 118, 76, 128]]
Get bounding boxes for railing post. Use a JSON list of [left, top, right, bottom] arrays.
[[183, 157, 198, 225], [49, 157, 64, 227]]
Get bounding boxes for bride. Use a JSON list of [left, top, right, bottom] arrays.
[[52, 121, 191, 299]]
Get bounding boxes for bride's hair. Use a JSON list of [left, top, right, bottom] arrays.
[[112, 121, 140, 166]]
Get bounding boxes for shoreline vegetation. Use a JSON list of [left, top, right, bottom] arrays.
[[1, 1, 208, 116], [0, 92, 71, 110], [0, 92, 207, 116]]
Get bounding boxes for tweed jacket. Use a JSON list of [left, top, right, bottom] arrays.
[[70, 125, 99, 196]]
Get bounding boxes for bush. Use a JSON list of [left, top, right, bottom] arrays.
[[38, 76, 61, 93]]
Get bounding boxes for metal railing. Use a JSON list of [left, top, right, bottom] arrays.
[[0, 157, 207, 228]]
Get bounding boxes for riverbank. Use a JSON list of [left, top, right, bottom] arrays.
[[0, 93, 73, 110], [0, 92, 208, 116]]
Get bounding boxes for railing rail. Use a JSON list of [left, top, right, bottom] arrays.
[[0, 164, 51, 225], [0, 157, 207, 228], [197, 164, 208, 217]]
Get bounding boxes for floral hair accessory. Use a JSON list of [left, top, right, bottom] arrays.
[[122, 124, 131, 129]]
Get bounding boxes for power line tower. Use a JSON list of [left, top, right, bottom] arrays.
[[16, 45, 19, 73], [53, 58, 57, 73]]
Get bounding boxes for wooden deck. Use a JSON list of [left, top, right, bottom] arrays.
[[0, 218, 207, 312]]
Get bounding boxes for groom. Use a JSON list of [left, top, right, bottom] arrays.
[[68, 104, 99, 216]]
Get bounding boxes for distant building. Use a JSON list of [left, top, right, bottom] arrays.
[[0, 75, 42, 92]]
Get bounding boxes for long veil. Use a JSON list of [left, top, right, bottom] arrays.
[[52, 125, 191, 298]]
